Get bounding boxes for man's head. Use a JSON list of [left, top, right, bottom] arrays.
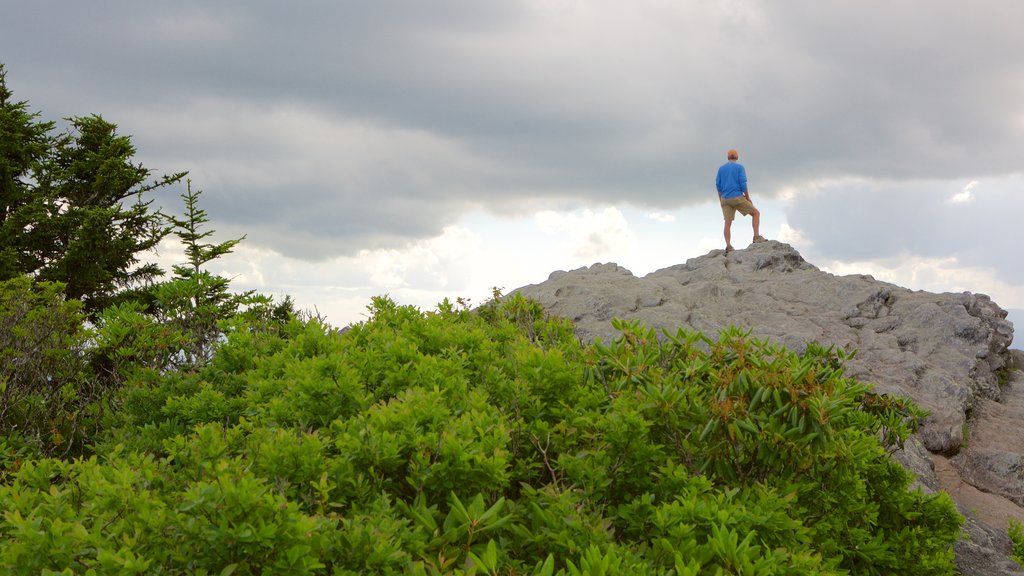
[[727, 149, 739, 161]]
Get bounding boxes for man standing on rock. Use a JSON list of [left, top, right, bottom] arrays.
[[716, 149, 766, 253]]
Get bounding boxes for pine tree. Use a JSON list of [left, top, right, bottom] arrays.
[[166, 179, 244, 278], [151, 180, 257, 367], [0, 63, 185, 314], [0, 63, 55, 281]]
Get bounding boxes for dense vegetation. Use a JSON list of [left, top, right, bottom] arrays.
[[1, 290, 964, 574], [1, 62, 967, 574]]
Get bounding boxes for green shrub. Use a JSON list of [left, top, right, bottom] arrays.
[[0, 294, 963, 574], [0, 277, 102, 458], [0, 452, 327, 574], [1010, 518, 1024, 566]]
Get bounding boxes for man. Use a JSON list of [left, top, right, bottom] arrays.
[[716, 149, 766, 253]]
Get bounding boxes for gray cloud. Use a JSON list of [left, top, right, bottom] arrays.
[[785, 178, 1024, 285], [4, 2, 1023, 260]]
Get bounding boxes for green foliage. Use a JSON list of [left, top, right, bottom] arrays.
[[146, 179, 265, 369], [1, 62, 297, 470], [0, 293, 963, 574], [1010, 518, 1024, 566], [586, 320, 961, 574], [91, 180, 286, 383], [0, 452, 327, 574], [0, 64, 184, 315], [0, 277, 105, 458], [165, 179, 245, 278], [0, 64, 55, 281]]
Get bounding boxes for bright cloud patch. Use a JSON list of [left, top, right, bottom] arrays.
[[776, 223, 809, 247], [354, 225, 483, 290], [535, 206, 636, 261], [647, 212, 676, 223], [950, 180, 977, 204]]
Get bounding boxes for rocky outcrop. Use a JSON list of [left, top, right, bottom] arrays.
[[513, 240, 1022, 575]]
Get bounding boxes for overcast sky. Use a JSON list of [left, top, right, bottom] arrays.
[[3, 2, 1022, 339]]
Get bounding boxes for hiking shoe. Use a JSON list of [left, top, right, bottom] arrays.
[[752, 235, 767, 244]]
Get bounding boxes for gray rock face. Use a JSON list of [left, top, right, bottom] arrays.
[[513, 240, 1023, 574]]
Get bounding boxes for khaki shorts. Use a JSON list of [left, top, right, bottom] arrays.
[[720, 196, 756, 221]]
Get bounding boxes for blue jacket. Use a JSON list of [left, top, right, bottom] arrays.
[[716, 161, 747, 199]]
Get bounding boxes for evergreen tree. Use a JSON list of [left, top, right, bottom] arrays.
[[150, 180, 259, 367], [0, 63, 185, 314], [0, 64, 54, 280], [167, 178, 244, 278]]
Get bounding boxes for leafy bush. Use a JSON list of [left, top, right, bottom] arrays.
[[0, 294, 963, 574], [0, 277, 103, 458], [1010, 518, 1024, 566], [0, 451, 327, 574]]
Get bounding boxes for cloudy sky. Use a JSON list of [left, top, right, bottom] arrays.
[[3, 2, 1022, 339]]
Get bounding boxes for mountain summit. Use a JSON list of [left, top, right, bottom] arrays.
[[514, 240, 1023, 575]]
